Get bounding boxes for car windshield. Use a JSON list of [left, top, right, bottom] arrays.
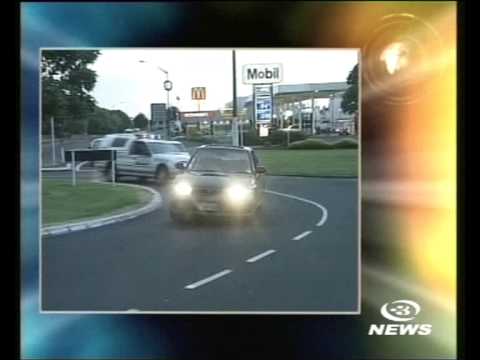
[[111, 137, 129, 147], [189, 149, 252, 174], [148, 143, 186, 154]]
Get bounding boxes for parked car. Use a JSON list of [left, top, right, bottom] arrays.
[[105, 138, 190, 185], [169, 145, 266, 223], [334, 128, 350, 136]]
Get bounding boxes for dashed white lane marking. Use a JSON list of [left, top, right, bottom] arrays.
[[185, 269, 233, 290], [292, 230, 312, 241], [246, 249, 276, 263], [264, 190, 328, 227]]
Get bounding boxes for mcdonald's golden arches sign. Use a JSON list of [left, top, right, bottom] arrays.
[[191, 87, 206, 100]]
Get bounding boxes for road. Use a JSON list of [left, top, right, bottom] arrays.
[[41, 174, 359, 312]]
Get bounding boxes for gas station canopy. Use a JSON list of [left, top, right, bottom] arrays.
[[244, 82, 349, 106], [274, 82, 348, 103]]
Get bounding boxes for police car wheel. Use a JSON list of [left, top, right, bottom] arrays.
[[155, 166, 169, 185], [104, 163, 119, 181]]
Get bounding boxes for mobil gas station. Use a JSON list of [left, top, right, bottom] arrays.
[[150, 62, 357, 140]]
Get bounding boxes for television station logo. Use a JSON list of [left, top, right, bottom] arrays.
[[368, 300, 432, 336]]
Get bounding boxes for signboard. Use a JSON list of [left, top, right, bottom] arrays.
[[184, 112, 209, 118], [151, 103, 167, 134], [242, 63, 283, 84], [259, 125, 269, 137], [254, 84, 273, 125], [64, 149, 117, 186], [191, 87, 206, 100], [64, 149, 115, 162]]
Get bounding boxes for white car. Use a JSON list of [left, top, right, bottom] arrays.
[[89, 137, 107, 149], [106, 138, 191, 185], [89, 134, 136, 167], [98, 134, 137, 148]]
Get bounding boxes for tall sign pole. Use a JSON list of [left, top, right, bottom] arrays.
[[192, 88, 206, 112], [163, 77, 173, 139], [232, 50, 237, 119], [242, 63, 282, 138]]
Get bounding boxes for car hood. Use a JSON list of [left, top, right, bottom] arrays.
[[152, 152, 190, 162], [175, 172, 255, 189]]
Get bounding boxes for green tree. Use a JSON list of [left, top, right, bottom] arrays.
[[87, 107, 132, 135], [132, 113, 149, 130], [41, 50, 100, 136], [341, 64, 359, 134]]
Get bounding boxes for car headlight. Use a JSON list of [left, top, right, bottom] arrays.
[[225, 184, 253, 203], [174, 181, 192, 197]]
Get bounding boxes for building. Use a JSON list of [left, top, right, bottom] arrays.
[[233, 82, 357, 134], [179, 110, 224, 135]]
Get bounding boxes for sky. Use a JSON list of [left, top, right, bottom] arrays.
[[89, 48, 359, 118]]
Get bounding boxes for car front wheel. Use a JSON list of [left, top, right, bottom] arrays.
[[104, 163, 119, 182], [155, 166, 169, 186]]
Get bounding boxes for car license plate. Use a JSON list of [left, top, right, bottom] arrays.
[[198, 202, 218, 211]]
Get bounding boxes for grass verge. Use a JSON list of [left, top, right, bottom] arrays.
[[42, 180, 153, 226], [256, 149, 358, 177]]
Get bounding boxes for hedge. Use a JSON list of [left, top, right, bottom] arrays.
[[288, 138, 358, 150], [243, 129, 307, 146]]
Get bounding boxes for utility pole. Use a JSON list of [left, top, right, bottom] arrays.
[[232, 50, 239, 146]]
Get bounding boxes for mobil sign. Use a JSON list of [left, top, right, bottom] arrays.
[[242, 63, 283, 84]]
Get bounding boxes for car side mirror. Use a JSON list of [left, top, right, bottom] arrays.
[[255, 166, 266, 174], [175, 161, 187, 170]]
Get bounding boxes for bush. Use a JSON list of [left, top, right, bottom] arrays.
[[288, 138, 358, 150], [273, 130, 307, 145], [288, 138, 333, 149], [330, 138, 359, 149], [243, 129, 265, 146]]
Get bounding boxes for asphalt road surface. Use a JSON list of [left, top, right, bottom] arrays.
[[41, 175, 359, 312]]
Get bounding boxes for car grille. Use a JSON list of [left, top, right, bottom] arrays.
[[194, 187, 223, 197]]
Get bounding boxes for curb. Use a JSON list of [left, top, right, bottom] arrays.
[[41, 182, 162, 237]]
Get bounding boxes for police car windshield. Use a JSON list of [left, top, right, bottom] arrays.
[[148, 143, 186, 154], [189, 149, 252, 174]]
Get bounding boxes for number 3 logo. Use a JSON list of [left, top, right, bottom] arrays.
[[380, 300, 421, 322]]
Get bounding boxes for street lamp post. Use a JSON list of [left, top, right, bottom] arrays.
[[139, 60, 171, 138]]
